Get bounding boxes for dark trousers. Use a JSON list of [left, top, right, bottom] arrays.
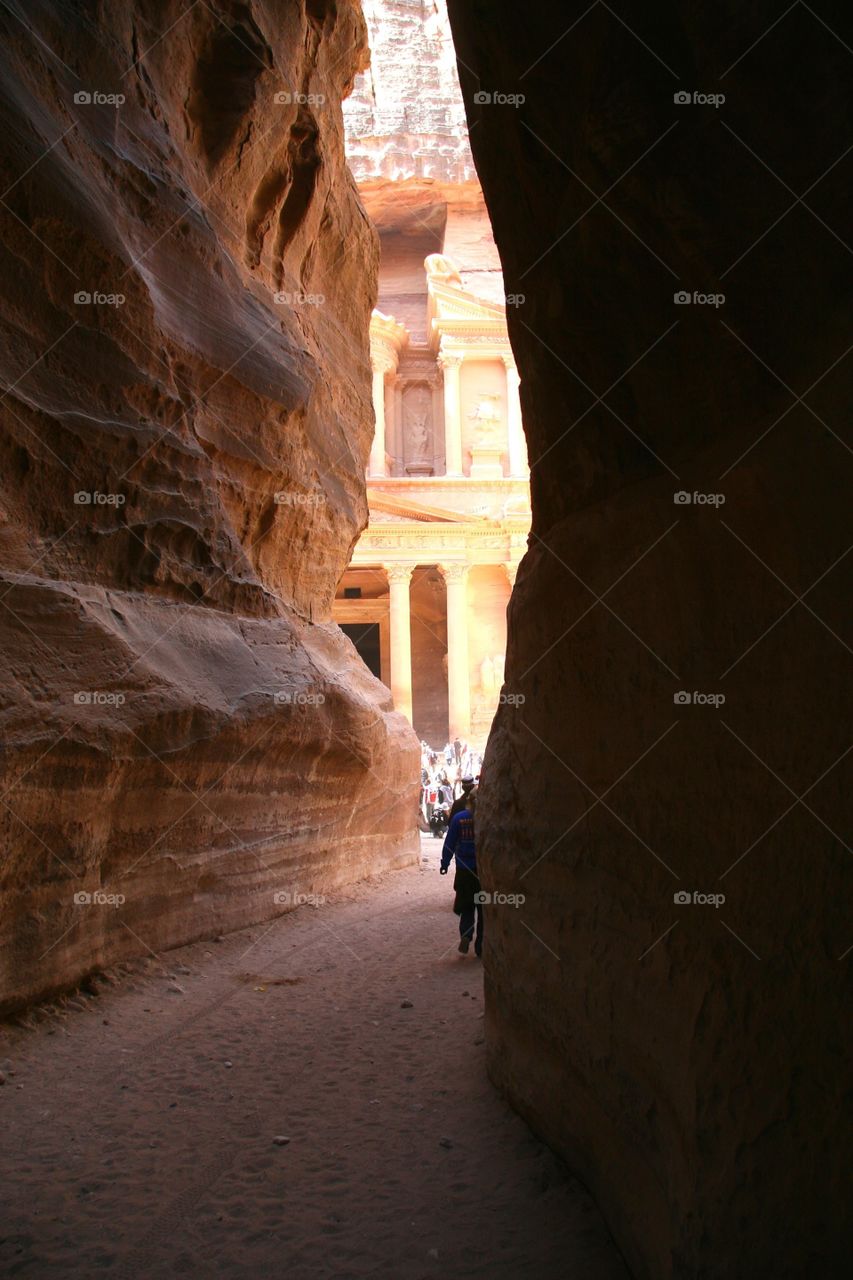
[[459, 903, 484, 950]]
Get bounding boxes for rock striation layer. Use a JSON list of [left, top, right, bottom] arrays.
[[344, 0, 475, 186], [447, 2, 851, 1277], [0, 0, 419, 1016]]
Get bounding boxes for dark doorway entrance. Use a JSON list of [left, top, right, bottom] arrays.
[[341, 622, 381, 679]]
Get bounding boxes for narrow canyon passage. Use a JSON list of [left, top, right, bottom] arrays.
[[0, 837, 629, 1280], [1, 0, 849, 1273]]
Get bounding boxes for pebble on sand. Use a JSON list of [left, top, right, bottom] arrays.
[[273, 1135, 291, 1146], [400, 1000, 414, 1008]]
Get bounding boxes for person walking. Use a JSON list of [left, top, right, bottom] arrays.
[[448, 775, 475, 821], [439, 789, 483, 956]]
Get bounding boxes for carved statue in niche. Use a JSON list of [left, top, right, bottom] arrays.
[[479, 654, 506, 695], [467, 392, 503, 444], [403, 384, 432, 462]]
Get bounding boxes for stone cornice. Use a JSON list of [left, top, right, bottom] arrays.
[[367, 476, 529, 491], [351, 519, 531, 563]]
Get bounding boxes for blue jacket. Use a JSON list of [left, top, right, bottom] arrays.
[[441, 809, 476, 873]]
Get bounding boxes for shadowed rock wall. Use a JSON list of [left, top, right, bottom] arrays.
[[0, 0, 419, 1016], [447, 2, 851, 1276]]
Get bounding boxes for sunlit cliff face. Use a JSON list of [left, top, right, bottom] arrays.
[[0, 0, 419, 1016]]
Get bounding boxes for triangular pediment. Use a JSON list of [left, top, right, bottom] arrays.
[[428, 280, 506, 322], [427, 281, 502, 320], [366, 490, 489, 525]]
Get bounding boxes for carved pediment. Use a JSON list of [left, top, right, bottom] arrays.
[[366, 490, 490, 525], [428, 279, 506, 323]]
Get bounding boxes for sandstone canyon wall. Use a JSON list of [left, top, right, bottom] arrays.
[[0, 0, 419, 1017], [447, 2, 851, 1277]]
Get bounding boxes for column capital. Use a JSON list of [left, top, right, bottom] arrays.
[[438, 351, 463, 371], [504, 560, 520, 587], [369, 309, 407, 376], [438, 562, 469, 584], [370, 343, 397, 376], [500, 352, 518, 372], [384, 563, 414, 585]]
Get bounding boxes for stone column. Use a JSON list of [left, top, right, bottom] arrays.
[[502, 354, 529, 477], [440, 353, 464, 477], [369, 352, 395, 478], [385, 563, 414, 723], [504, 560, 520, 589], [440, 562, 471, 739]]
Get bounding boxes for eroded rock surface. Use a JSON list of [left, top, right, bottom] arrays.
[[0, 0, 419, 1016], [342, 0, 504, 329], [344, 0, 475, 185], [447, 2, 851, 1276]]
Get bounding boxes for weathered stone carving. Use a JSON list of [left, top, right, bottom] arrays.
[[402, 384, 433, 462], [425, 252, 463, 287]]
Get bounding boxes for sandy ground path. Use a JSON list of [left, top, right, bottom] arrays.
[[1, 835, 629, 1280]]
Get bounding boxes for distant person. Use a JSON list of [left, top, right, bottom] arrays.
[[449, 775, 475, 821], [440, 789, 483, 956]]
